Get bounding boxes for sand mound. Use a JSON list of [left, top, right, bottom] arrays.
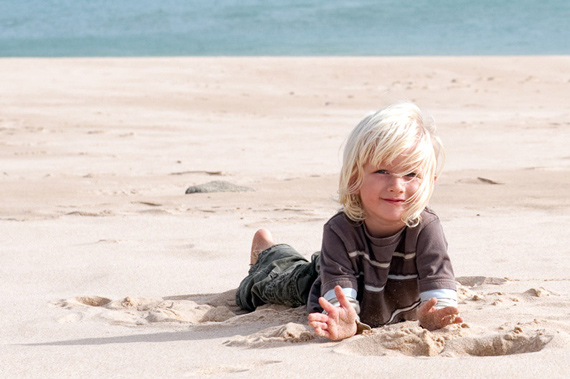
[[51, 291, 307, 329], [456, 283, 482, 302], [334, 322, 468, 357], [222, 304, 308, 326], [51, 295, 235, 326], [224, 322, 315, 348], [334, 322, 553, 357], [523, 287, 555, 297]]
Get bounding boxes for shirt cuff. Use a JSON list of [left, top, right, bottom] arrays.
[[420, 288, 457, 308], [323, 287, 360, 314]]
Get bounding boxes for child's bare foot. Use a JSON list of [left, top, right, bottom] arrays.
[[250, 229, 275, 265]]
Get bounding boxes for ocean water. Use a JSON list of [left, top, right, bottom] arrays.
[[0, 0, 568, 57]]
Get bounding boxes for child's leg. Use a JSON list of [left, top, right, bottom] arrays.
[[236, 229, 319, 312], [250, 228, 275, 265]]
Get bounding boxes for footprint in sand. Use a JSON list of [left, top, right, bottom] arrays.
[[185, 360, 281, 376], [441, 328, 553, 357]]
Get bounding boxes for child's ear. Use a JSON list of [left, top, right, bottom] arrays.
[[434, 175, 438, 183]]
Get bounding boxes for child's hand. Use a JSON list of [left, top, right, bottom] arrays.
[[307, 285, 357, 341], [417, 297, 463, 330]]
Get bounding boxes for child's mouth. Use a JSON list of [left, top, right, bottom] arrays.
[[383, 198, 404, 204]]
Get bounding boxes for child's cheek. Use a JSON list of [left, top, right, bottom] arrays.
[[408, 182, 421, 196]]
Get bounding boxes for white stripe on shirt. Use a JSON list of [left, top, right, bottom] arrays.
[[348, 251, 390, 268], [387, 274, 418, 280], [392, 252, 416, 259], [387, 300, 422, 324], [364, 284, 385, 292]]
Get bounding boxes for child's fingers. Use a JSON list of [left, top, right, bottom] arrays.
[[318, 296, 337, 315], [308, 321, 329, 331], [308, 312, 328, 323], [313, 327, 331, 339], [435, 306, 460, 317], [419, 298, 438, 314], [334, 286, 350, 308], [439, 315, 454, 327], [426, 298, 438, 309], [439, 312, 463, 327], [433, 307, 459, 326]]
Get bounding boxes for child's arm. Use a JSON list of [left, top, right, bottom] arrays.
[[416, 297, 463, 330], [308, 285, 358, 341], [414, 214, 463, 329]]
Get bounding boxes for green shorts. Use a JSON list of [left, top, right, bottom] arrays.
[[236, 244, 320, 312]]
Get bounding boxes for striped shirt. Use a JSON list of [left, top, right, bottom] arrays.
[[306, 209, 457, 328]]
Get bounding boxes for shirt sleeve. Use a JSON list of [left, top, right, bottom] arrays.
[[319, 222, 361, 314], [415, 216, 457, 296]]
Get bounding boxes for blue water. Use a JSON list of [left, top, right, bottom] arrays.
[[1, 0, 568, 57]]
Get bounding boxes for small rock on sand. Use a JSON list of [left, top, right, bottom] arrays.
[[185, 181, 254, 194]]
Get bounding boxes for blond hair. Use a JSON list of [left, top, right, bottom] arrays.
[[339, 102, 444, 227]]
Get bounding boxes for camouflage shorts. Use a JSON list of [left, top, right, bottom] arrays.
[[236, 244, 320, 312]]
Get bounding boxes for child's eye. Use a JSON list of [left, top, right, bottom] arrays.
[[375, 169, 390, 175], [405, 172, 417, 178]]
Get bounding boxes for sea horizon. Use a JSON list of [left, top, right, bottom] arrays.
[[1, 0, 569, 57]]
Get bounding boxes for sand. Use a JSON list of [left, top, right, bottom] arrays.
[[1, 56, 569, 378]]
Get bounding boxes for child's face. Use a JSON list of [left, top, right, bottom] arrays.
[[358, 155, 421, 238]]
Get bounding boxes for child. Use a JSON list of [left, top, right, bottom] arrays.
[[236, 101, 463, 340]]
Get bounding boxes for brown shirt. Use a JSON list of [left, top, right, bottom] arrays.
[[307, 208, 456, 328]]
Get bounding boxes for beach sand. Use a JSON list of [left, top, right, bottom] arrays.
[[1, 56, 569, 378]]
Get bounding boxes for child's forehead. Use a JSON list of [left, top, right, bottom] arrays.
[[367, 151, 424, 172], [369, 150, 412, 165]]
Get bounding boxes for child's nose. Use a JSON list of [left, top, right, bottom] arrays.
[[388, 176, 406, 192]]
